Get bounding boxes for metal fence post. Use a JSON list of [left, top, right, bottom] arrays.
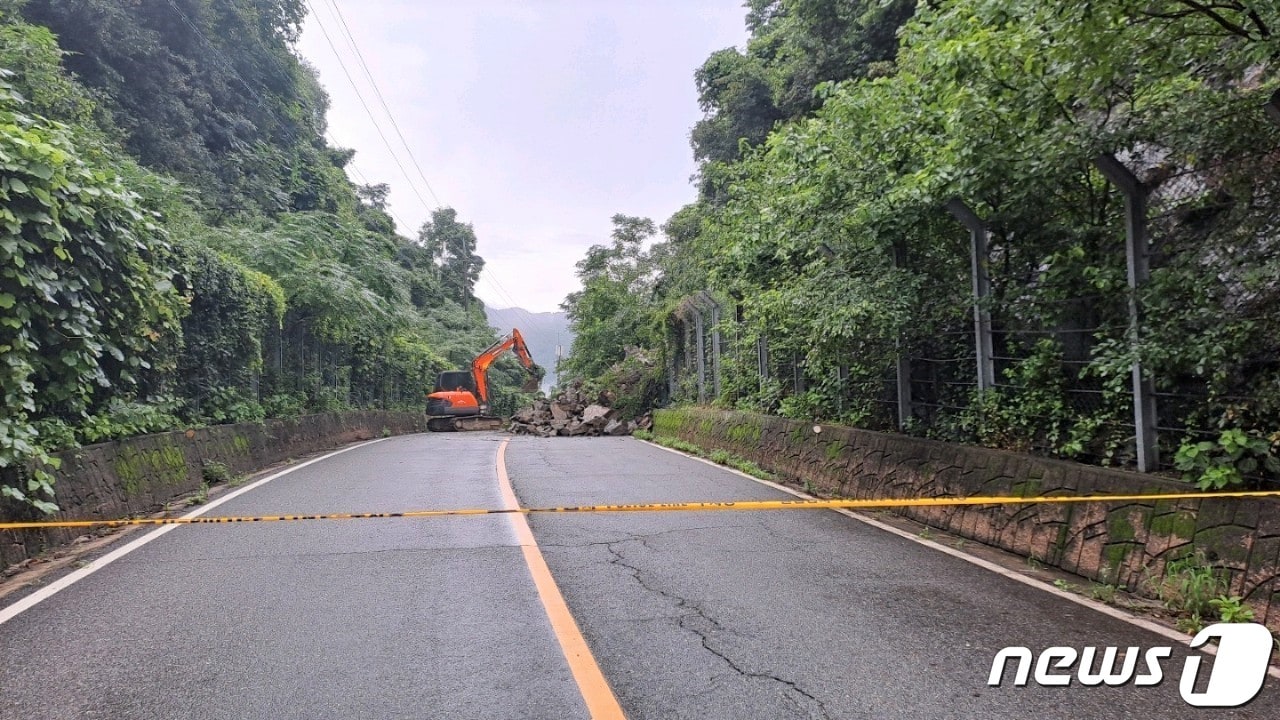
[[945, 200, 996, 392], [710, 302, 722, 399], [1095, 153, 1158, 472], [757, 335, 769, 384], [695, 310, 707, 404], [892, 242, 912, 428]]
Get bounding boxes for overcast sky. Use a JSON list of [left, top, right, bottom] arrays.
[[295, 0, 748, 313]]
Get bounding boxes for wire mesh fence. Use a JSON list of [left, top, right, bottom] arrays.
[[665, 97, 1280, 488]]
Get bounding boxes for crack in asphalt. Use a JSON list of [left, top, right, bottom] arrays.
[[603, 535, 832, 720], [538, 524, 738, 550]]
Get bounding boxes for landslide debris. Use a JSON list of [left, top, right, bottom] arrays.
[[509, 381, 652, 437]]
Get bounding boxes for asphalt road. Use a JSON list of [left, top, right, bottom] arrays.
[[1, 432, 1276, 719]]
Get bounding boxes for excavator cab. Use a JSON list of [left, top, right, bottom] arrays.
[[426, 371, 481, 418], [432, 371, 477, 395]]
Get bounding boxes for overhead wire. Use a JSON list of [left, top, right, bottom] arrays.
[[308, 2, 538, 324], [313, 4, 554, 327], [318, 0, 443, 207], [164, 0, 309, 150], [302, 0, 438, 213], [343, 141, 540, 333], [171, 0, 549, 329]]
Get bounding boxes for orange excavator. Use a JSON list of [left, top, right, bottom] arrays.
[[426, 328, 544, 431]]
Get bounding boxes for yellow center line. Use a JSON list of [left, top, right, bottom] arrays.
[[495, 438, 627, 720]]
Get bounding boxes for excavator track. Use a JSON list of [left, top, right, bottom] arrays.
[[427, 415, 506, 432]]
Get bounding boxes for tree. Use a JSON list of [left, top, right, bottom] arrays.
[[690, 1, 917, 182], [577, 0, 1280, 484], [561, 215, 662, 381], [690, 48, 782, 166], [418, 207, 484, 309], [0, 2, 526, 514]]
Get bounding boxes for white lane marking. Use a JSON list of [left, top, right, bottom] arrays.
[[636, 438, 1280, 677], [0, 437, 390, 626]]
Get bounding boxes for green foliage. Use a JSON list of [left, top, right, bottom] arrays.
[[691, 48, 782, 166], [933, 340, 1130, 463], [562, 0, 1280, 489], [690, 0, 914, 169], [561, 215, 666, 381], [18, 0, 337, 219], [726, 456, 773, 481], [0, 12, 93, 125], [261, 392, 305, 419], [77, 398, 183, 445], [1174, 430, 1279, 490], [196, 388, 265, 426], [0, 71, 183, 511], [418, 208, 484, 308], [1089, 583, 1118, 604], [174, 241, 283, 420], [201, 460, 231, 485], [777, 390, 832, 422], [639, 427, 777, 482], [655, 437, 704, 456], [1209, 595, 1255, 624], [1151, 553, 1229, 618], [592, 349, 664, 421]]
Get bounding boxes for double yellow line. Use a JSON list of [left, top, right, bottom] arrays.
[[4, 489, 1278, 531]]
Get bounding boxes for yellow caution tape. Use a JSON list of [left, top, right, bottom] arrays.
[[3, 489, 1279, 530]]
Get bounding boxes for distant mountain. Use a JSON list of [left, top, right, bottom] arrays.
[[484, 306, 572, 393]]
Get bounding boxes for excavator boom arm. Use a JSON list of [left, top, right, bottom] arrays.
[[471, 328, 543, 406]]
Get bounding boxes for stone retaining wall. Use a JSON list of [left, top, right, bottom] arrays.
[[654, 407, 1280, 628], [2, 411, 428, 569]]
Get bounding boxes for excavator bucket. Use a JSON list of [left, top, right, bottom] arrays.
[[520, 363, 545, 393]]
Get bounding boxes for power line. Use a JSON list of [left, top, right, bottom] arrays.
[[319, 0, 443, 207], [309, 3, 547, 324], [302, 0, 437, 213], [346, 148, 524, 321], [342, 153, 416, 233], [171, 0, 543, 319]]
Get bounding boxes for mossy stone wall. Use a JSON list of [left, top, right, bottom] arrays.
[[2, 411, 427, 568]]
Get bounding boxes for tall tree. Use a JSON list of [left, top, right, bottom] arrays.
[[561, 215, 662, 381], [418, 207, 484, 309]]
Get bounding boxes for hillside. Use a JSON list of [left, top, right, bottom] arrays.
[[484, 307, 572, 392], [0, 2, 516, 510]]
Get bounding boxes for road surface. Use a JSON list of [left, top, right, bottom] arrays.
[[1, 432, 1275, 718]]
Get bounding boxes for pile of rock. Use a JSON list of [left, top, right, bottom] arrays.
[[509, 383, 652, 437]]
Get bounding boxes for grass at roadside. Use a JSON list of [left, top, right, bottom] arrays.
[[633, 430, 777, 483]]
